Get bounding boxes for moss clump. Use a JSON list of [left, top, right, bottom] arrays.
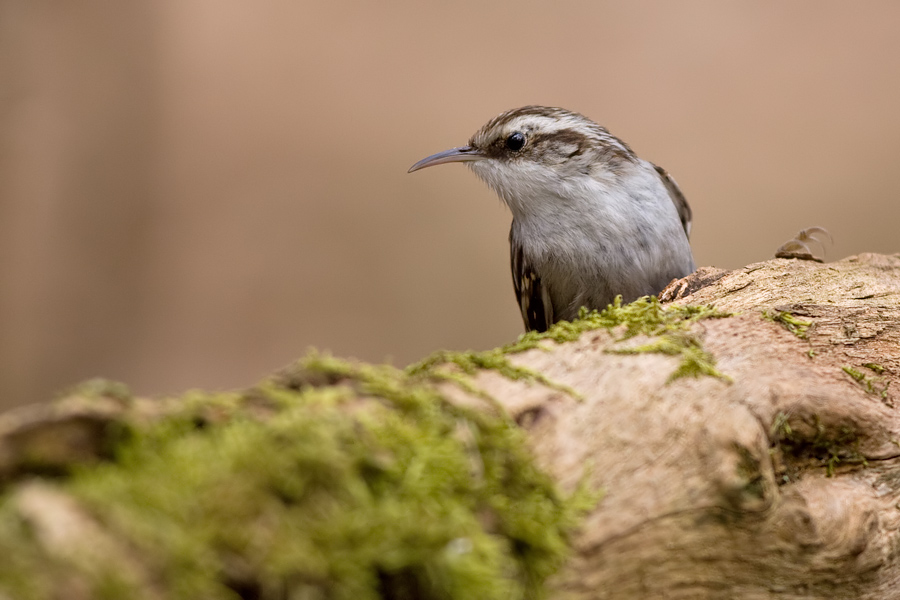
[[409, 297, 731, 390], [0, 510, 61, 600], [843, 365, 891, 402], [407, 348, 580, 400], [770, 412, 867, 479], [507, 296, 730, 354], [0, 354, 595, 600], [596, 297, 731, 382], [762, 309, 813, 339], [608, 331, 729, 382]]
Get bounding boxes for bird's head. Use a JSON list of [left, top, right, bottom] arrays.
[[409, 106, 636, 212]]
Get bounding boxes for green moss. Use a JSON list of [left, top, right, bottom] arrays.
[[763, 308, 821, 363], [762, 309, 813, 338], [0, 509, 59, 600], [843, 365, 865, 382], [843, 365, 890, 401], [407, 348, 579, 400], [1, 355, 597, 600], [607, 331, 730, 382], [762, 309, 814, 339], [770, 412, 867, 479], [770, 412, 793, 439], [409, 297, 732, 391], [0, 297, 731, 599], [598, 298, 731, 382], [513, 296, 731, 351]]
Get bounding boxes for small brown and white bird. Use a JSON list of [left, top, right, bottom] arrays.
[[409, 106, 696, 332]]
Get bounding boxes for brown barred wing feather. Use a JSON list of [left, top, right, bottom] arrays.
[[510, 231, 554, 332], [652, 163, 692, 239]]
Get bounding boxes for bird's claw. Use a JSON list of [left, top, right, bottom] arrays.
[[775, 226, 832, 262]]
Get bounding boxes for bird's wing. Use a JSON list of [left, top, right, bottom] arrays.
[[510, 229, 554, 332], [652, 164, 693, 239]]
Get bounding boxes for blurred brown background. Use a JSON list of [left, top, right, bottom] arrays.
[[1, 1, 898, 410]]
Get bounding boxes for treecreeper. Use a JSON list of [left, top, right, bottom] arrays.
[[409, 105, 696, 332]]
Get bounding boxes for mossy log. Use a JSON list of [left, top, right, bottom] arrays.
[[1, 253, 899, 599]]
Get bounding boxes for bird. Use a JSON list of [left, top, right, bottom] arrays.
[[408, 105, 696, 333]]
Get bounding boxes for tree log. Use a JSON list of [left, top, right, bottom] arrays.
[[482, 252, 900, 599], [0, 253, 898, 599]]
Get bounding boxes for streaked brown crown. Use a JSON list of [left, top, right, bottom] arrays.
[[467, 105, 636, 167]]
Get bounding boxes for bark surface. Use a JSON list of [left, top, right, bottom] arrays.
[[477, 253, 900, 599]]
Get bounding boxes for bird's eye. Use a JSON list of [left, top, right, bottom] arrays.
[[505, 132, 526, 152]]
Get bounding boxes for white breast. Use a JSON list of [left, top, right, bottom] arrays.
[[472, 158, 695, 319]]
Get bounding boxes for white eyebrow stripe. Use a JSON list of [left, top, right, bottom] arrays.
[[505, 114, 586, 134]]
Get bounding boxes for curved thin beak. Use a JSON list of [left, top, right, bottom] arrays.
[[408, 146, 486, 173]]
